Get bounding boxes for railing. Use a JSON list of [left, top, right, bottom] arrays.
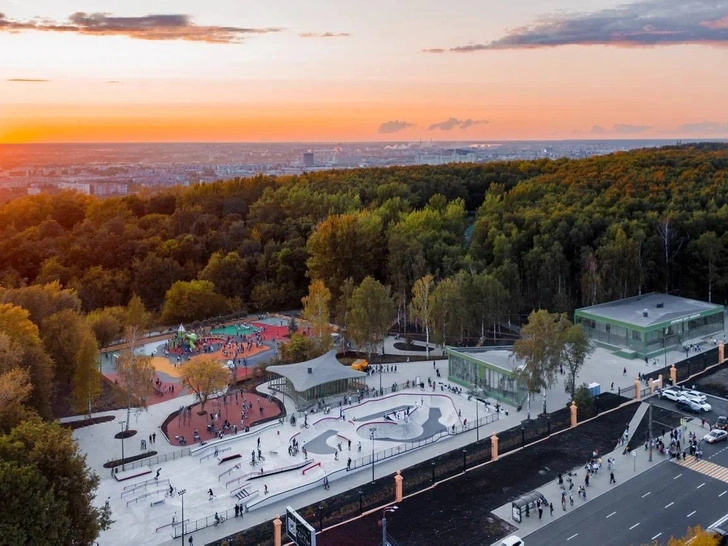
[[125, 488, 166, 506], [229, 483, 251, 498], [155, 518, 188, 533], [171, 506, 243, 538], [225, 473, 256, 490], [200, 447, 232, 463], [118, 447, 191, 470], [224, 459, 312, 489], [121, 478, 169, 497], [218, 463, 244, 482]]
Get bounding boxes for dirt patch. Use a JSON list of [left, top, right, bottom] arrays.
[[694, 366, 728, 398], [114, 429, 137, 439], [393, 342, 428, 352], [52, 375, 134, 418], [61, 415, 115, 430]]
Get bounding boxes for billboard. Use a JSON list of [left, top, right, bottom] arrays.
[[285, 505, 316, 546]]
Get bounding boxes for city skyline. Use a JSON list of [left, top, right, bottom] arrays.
[[2, 0, 728, 143]]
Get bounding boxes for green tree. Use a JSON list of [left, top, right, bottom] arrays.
[[0, 418, 104, 545], [695, 231, 724, 303], [199, 251, 249, 299], [409, 274, 435, 358], [0, 281, 81, 325], [562, 324, 594, 398], [115, 326, 154, 427], [348, 277, 395, 360], [181, 357, 230, 414], [301, 279, 332, 345], [87, 308, 123, 351], [431, 276, 461, 350], [513, 310, 570, 419], [161, 280, 229, 324]]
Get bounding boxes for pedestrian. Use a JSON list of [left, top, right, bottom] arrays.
[[623, 367, 627, 376], [611, 382, 614, 390], [348, 439, 351, 451], [702, 418, 706, 429], [208, 488, 214, 500], [584, 473, 589, 487], [561, 495, 566, 511], [149, 433, 153, 445], [609, 471, 615, 484], [155, 468, 161, 480], [234, 505, 239, 517], [189, 537, 193, 545], [550, 502, 554, 516], [537, 501, 543, 519], [347, 457, 351, 471], [569, 492, 574, 506], [153, 432, 156, 443]]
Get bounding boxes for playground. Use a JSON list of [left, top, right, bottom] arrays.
[[93, 386, 488, 546]]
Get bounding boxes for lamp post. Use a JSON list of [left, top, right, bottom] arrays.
[[119, 420, 126, 471], [369, 427, 377, 484], [381, 506, 398, 546], [431, 461, 436, 484], [359, 490, 364, 514], [318, 505, 324, 532], [473, 386, 480, 442], [178, 489, 187, 545], [462, 449, 467, 474]]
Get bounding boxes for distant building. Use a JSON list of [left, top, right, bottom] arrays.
[[303, 152, 314, 168], [574, 293, 725, 360]]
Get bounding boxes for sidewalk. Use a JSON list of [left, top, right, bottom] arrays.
[[490, 403, 706, 544]]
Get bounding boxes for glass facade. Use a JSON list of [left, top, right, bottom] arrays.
[[269, 376, 366, 410], [447, 350, 528, 407]]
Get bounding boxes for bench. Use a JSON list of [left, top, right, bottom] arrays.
[[219, 453, 242, 465], [150, 498, 165, 507], [114, 468, 152, 482]]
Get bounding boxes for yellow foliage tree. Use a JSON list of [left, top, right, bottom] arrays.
[[664, 525, 720, 546], [302, 279, 332, 351], [181, 357, 230, 414]]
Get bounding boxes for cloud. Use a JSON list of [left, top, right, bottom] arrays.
[[6, 78, 49, 82], [428, 118, 488, 131], [590, 125, 606, 135], [377, 120, 415, 134], [676, 121, 728, 133], [424, 0, 728, 52], [299, 32, 350, 38], [421, 48, 445, 53], [0, 12, 282, 43], [613, 123, 651, 134]]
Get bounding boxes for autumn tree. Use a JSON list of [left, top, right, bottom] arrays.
[[561, 324, 594, 398], [513, 310, 571, 419], [431, 276, 461, 350], [87, 308, 123, 351], [0, 366, 33, 432], [301, 279, 332, 350], [161, 280, 229, 324], [181, 357, 230, 414], [665, 525, 720, 546], [694, 231, 724, 303], [348, 277, 395, 360], [409, 274, 435, 357], [115, 326, 154, 428]]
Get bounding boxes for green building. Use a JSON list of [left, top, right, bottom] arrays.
[[574, 293, 725, 360], [446, 347, 529, 407]]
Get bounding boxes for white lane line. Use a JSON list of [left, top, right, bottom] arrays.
[[567, 533, 579, 541], [720, 491, 727, 497], [606, 511, 617, 518], [697, 483, 706, 489], [629, 523, 640, 530], [652, 533, 662, 541], [674, 474, 682, 480], [665, 502, 675, 508], [642, 492, 651, 498], [688, 511, 697, 517]]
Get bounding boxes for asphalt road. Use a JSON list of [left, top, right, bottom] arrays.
[[524, 459, 728, 546], [651, 391, 728, 424]]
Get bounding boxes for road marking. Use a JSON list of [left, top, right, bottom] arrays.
[[674, 473, 682, 479], [665, 502, 674, 508], [697, 483, 705, 489], [688, 511, 696, 517], [720, 491, 727, 497], [606, 511, 616, 518], [567, 533, 579, 541], [642, 492, 651, 498], [629, 523, 640, 530], [652, 533, 662, 540]]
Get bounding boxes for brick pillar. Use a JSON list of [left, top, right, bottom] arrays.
[[657, 374, 663, 390], [670, 364, 677, 386], [720, 343, 725, 364], [394, 470, 403, 502], [648, 377, 655, 394], [634, 378, 641, 401], [570, 401, 577, 428], [273, 515, 282, 546], [491, 433, 499, 461]]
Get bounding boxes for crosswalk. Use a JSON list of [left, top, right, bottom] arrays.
[[676, 456, 728, 483]]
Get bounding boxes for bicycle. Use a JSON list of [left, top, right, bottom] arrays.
[[165, 488, 177, 498], [213, 515, 226, 527]]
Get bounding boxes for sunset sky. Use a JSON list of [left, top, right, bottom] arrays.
[[2, 0, 728, 142]]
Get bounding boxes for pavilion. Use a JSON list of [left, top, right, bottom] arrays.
[[267, 351, 367, 410]]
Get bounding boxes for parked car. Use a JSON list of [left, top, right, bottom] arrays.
[[715, 416, 728, 430], [676, 400, 702, 414], [500, 537, 524, 546], [704, 429, 728, 444], [680, 396, 712, 412], [676, 387, 707, 402], [657, 388, 683, 401]]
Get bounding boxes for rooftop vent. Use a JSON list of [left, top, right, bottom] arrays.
[[307, 367, 313, 374], [642, 309, 649, 318], [656, 303, 664, 308]]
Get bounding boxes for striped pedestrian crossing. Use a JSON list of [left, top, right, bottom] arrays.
[[677, 456, 728, 483]]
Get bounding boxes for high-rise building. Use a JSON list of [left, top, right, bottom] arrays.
[[303, 152, 314, 168]]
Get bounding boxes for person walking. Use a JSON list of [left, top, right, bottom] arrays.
[[550, 502, 554, 516], [609, 470, 616, 484], [537, 501, 543, 520]]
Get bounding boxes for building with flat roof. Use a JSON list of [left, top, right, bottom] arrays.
[[574, 293, 725, 359], [446, 347, 528, 407]]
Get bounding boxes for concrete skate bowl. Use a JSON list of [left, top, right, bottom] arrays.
[[356, 420, 425, 441], [297, 417, 345, 455]]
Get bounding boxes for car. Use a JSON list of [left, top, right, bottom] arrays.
[[715, 416, 728, 430], [704, 429, 728, 444], [680, 396, 712, 412], [676, 400, 702, 414], [657, 388, 683, 401], [499, 537, 524, 546], [676, 387, 707, 402]]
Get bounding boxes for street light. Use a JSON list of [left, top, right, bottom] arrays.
[[119, 420, 126, 471], [359, 490, 364, 514], [369, 427, 377, 484], [381, 506, 398, 546], [178, 489, 187, 545]]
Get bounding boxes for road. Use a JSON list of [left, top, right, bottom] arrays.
[[525, 454, 728, 545]]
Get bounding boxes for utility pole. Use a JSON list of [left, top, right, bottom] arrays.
[[179, 489, 187, 545], [648, 403, 653, 463]]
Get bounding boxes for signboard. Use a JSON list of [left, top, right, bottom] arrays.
[[286, 506, 316, 546]]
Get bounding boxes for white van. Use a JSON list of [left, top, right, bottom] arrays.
[[500, 536, 524, 546]]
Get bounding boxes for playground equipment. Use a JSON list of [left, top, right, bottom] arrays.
[[167, 325, 199, 353]]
